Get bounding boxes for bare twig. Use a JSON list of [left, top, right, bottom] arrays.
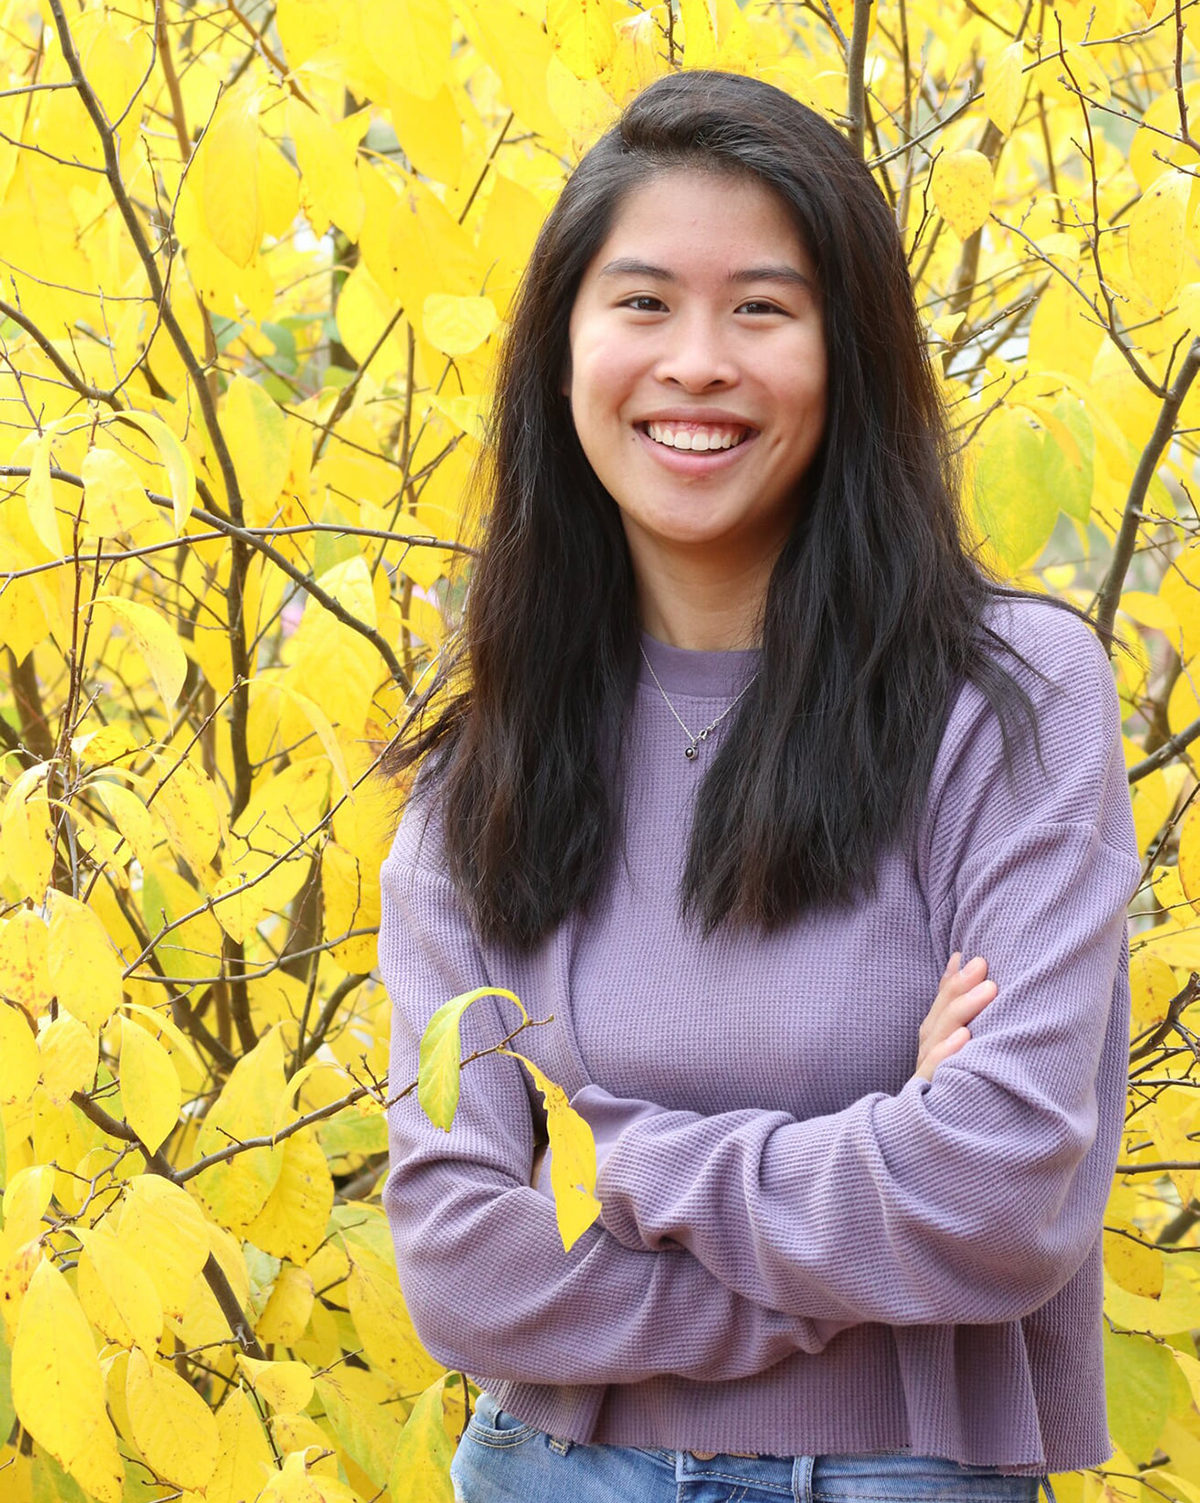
[[1093, 339, 1200, 646]]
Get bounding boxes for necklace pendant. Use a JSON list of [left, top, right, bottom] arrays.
[[685, 743, 699, 761]]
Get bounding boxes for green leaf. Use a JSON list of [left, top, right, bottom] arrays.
[[0, 1326, 14, 1458], [972, 406, 1062, 571], [1103, 1326, 1173, 1464], [388, 1374, 454, 1503], [417, 987, 526, 1132]]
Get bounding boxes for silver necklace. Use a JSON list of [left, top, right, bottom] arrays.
[[639, 645, 758, 761]]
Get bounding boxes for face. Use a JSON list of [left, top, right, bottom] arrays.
[[566, 168, 827, 582]]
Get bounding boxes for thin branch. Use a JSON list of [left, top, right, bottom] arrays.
[[0, 300, 120, 408], [1128, 715, 1200, 781], [1093, 339, 1200, 646], [846, 0, 873, 157]]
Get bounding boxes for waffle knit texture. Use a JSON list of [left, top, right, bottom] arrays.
[[380, 597, 1139, 1474]]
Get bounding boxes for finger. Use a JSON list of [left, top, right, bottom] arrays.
[[939, 951, 963, 982], [939, 979, 997, 1027], [942, 955, 987, 995], [914, 1026, 970, 1083], [918, 981, 994, 1063], [923, 960, 988, 1038]]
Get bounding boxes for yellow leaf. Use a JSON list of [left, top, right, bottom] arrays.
[[986, 41, 1025, 136], [0, 1239, 41, 1342], [321, 840, 379, 970], [454, 0, 562, 145], [92, 596, 188, 709], [388, 1375, 454, 1503], [259, 137, 301, 237], [194, 1027, 287, 1231], [388, 82, 462, 186], [223, 375, 291, 525], [3, 1165, 56, 1247], [1103, 1230, 1164, 1298], [117, 1175, 210, 1321], [243, 1129, 333, 1264], [259, 1448, 358, 1503], [37, 1012, 97, 1107], [125, 1346, 219, 1491], [257, 1264, 315, 1346], [152, 754, 223, 876], [76, 1222, 164, 1358], [45, 892, 124, 1032], [1178, 801, 1200, 910], [422, 293, 498, 357], [0, 1003, 38, 1106], [315, 1365, 403, 1491], [237, 1354, 315, 1412], [1128, 167, 1192, 311], [0, 772, 55, 900], [328, 259, 408, 377], [80, 446, 155, 539], [255, 681, 352, 796], [502, 1050, 601, 1252], [88, 777, 156, 869], [202, 86, 261, 269], [214, 756, 331, 941], [117, 1017, 180, 1155], [548, 0, 618, 78], [680, 0, 718, 65], [1130, 950, 1179, 1033], [24, 432, 62, 558], [0, 909, 50, 1022], [119, 411, 196, 536], [276, 0, 342, 68], [345, 1248, 445, 1390], [288, 97, 365, 239], [11, 1259, 124, 1503], [931, 149, 994, 240], [207, 1386, 275, 1503], [364, 0, 452, 99]]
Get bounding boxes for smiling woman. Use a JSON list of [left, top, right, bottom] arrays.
[[379, 69, 1138, 1503]]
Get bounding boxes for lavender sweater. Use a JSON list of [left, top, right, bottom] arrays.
[[380, 598, 1139, 1474]]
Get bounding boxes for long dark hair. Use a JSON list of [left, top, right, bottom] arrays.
[[387, 69, 1048, 950]]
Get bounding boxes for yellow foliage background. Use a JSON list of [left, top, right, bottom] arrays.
[[1, 0, 1200, 1498]]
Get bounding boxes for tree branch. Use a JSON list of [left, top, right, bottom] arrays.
[[1093, 339, 1200, 647], [846, 0, 873, 157]]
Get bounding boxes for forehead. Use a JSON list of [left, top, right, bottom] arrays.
[[581, 167, 812, 278]]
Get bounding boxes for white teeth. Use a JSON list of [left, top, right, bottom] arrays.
[[645, 423, 749, 452]]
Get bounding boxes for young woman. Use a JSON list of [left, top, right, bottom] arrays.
[[379, 70, 1139, 1503]]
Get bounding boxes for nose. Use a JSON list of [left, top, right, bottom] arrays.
[[653, 313, 738, 391]]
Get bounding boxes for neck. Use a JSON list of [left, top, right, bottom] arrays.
[[629, 541, 773, 651]]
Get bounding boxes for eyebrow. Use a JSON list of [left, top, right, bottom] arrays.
[[598, 258, 814, 289]]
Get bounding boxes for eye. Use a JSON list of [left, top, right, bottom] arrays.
[[620, 294, 667, 313], [736, 298, 787, 316]]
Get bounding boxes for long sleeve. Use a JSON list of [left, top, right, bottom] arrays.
[[380, 801, 848, 1388], [587, 609, 1140, 1328]]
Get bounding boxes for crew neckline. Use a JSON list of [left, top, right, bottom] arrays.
[[637, 630, 760, 698]]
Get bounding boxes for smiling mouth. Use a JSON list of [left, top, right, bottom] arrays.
[[640, 421, 753, 453]]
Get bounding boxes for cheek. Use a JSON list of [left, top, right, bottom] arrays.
[[570, 337, 639, 410]]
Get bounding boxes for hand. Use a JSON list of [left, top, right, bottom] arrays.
[[913, 953, 995, 1084]]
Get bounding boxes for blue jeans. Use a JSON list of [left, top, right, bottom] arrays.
[[451, 1392, 1058, 1503]]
